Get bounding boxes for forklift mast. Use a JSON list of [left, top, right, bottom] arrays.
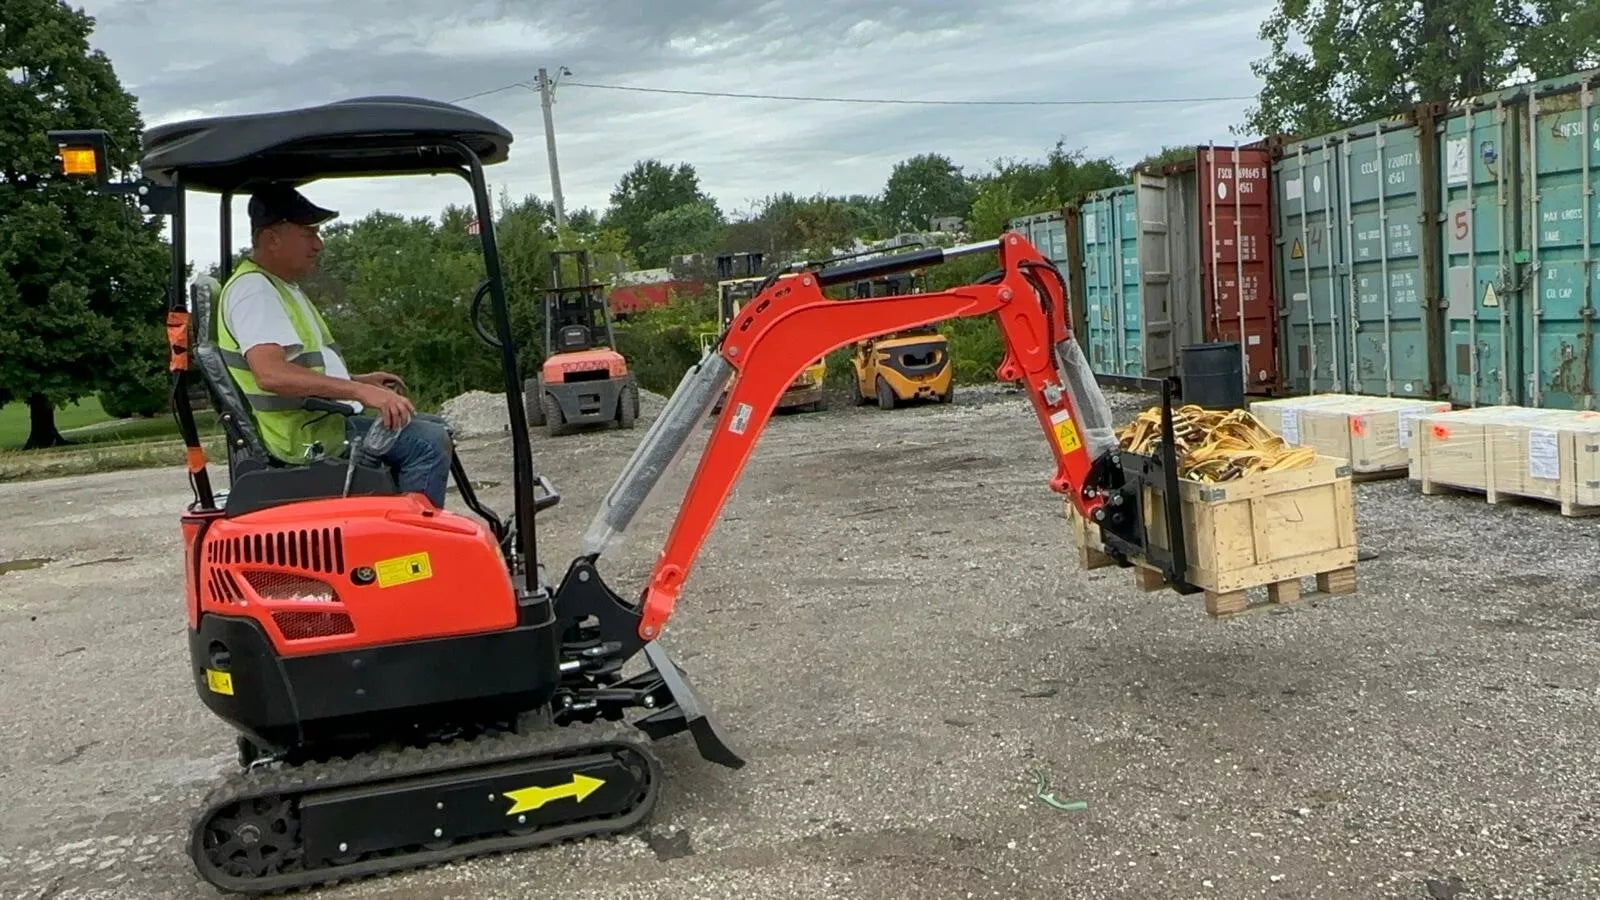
[[545, 249, 616, 356]]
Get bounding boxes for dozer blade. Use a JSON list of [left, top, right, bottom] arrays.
[[631, 640, 745, 769]]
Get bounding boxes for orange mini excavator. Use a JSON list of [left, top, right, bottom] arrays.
[[49, 96, 1198, 895]]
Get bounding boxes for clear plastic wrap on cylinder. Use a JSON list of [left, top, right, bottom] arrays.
[[1055, 338, 1118, 459], [580, 353, 733, 557]]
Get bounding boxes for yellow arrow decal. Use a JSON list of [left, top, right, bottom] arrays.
[[502, 773, 605, 815]]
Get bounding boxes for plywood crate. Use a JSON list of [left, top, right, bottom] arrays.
[[1068, 455, 1359, 618], [1409, 406, 1600, 517], [1250, 393, 1452, 479]]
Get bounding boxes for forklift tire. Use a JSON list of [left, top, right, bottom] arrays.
[[543, 393, 571, 437], [526, 377, 546, 426], [618, 380, 639, 429], [875, 376, 896, 410], [939, 385, 954, 404]]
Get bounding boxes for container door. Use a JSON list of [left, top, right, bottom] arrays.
[[1079, 189, 1131, 375], [1134, 173, 1179, 379], [1199, 145, 1281, 394], [1440, 101, 1524, 406], [1276, 140, 1351, 393], [1520, 84, 1598, 410], [1113, 188, 1145, 375], [1340, 122, 1434, 398]]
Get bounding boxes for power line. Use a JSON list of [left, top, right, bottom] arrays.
[[452, 78, 1252, 107]]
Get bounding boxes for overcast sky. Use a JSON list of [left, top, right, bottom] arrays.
[[77, 0, 1277, 273]]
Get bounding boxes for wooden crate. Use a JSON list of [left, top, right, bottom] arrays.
[[1409, 406, 1600, 517], [1068, 455, 1359, 618], [1250, 394, 1452, 480]]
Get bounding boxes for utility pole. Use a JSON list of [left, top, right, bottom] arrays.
[[537, 66, 568, 229]]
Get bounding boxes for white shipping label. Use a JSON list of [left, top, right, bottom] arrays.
[[1528, 429, 1560, 480], [1397, 409, 1423, 449], [1280, 409, 1300, 445]]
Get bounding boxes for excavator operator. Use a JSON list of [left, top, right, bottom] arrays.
[[213, 184, 454, 507]]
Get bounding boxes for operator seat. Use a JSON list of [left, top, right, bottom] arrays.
[[557, 324, 592, 351], [189, 275, 397, 517]]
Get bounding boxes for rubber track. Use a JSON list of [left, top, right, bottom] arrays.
[[186, 718, 661, 895]]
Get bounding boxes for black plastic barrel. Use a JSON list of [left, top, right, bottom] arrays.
[[1179, 342, 1245, 410]]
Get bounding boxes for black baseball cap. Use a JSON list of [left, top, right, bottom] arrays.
[[248, 184, 338, 233]]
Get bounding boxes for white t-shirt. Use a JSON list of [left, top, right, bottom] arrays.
[[222, 271, 362, 412]]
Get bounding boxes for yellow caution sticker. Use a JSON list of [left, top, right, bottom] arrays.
[[374, 552, 432, 588], [205, 668, 234, 696], [1290, 238, 1304, 259], [503, 773, 606, 815], [1049, 409, 1082, 455]]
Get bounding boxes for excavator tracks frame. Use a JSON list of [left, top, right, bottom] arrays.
[[187, 718, 660, 895]]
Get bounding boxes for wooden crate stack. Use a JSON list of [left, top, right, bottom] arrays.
[[1408, 406, 1600, 517], [1068, 455, 1359, 619], [1249, 394, 1452, 480]]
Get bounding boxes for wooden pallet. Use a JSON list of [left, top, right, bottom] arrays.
[[1415, 478, 1600, 518], [1118, 555, 1359, 619], [1070, 454, 1360, 620]]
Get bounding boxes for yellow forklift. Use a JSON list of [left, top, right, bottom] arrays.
[[697, 252, 827, 413], [849, 271, 953, 408]]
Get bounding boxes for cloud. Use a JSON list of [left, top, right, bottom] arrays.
[[76, 0, 1277, 271]]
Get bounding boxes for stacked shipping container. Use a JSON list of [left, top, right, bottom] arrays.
[[1010, 65, 1599, 411]]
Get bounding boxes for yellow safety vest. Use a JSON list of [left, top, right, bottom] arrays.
[[214, 259, 349, 463]]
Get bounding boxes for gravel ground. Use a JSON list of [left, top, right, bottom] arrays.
[[1, 381, 1597, 900]]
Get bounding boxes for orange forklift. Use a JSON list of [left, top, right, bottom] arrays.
[[525, 248, 639, 436]]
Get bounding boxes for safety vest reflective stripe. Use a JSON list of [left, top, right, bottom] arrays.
[[216, 348, 327, 370]]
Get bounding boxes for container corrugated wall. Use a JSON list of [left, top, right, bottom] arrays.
[[1273, 119, 1438, 399], [1514, 76, 1597, 409], [1273, 66, 1600, 410]]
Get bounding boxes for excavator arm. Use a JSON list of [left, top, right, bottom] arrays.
[[569, 232, 1196, 644], [550, 232, 1199, 769]]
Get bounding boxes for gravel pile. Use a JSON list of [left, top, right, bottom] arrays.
[[438, 390, 511, 438]]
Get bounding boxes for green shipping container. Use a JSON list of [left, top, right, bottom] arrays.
[[1441, 72, 1599, 409], [1274, 67, 1600, 410], [1273, 119, 1437, 399]]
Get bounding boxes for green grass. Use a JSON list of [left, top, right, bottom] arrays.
[[0, 396, 113, 448], [0, 396, 226, 481], [0, 398, 219, 451]]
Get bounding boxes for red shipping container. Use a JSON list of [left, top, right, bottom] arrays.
[[1194, 144, 1282, 395]]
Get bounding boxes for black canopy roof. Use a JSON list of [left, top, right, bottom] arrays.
[[139, 95, 513, 192]]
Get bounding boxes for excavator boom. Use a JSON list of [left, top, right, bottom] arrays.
[[576, 232, 1188, 648]]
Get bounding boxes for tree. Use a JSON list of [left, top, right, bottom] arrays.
[[602, 160, 717, 260], [880, 153, 975, 233], [0, 0, 172, 448], [963, 143, 1126, 238], [1241, 0, 1596, 138], [635, 200, 724, 269]]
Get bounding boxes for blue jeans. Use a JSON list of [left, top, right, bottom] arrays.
[[346, 412, 453, 507]]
